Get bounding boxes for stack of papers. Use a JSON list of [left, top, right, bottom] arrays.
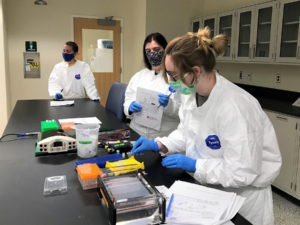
[[50, 100, 74, 106], [165, 181, 245, 225]]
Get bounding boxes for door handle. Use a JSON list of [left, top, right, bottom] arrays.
[[276, 115, 288, 121], [253, 45, 256, 58]]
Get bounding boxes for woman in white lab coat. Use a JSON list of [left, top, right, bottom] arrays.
[[48, 41, 100, 101], [131, 28, 282, 225], [123, 33, 180, 140]]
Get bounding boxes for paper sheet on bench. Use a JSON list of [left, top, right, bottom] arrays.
[[50, 100, 74, 106], [132, 87, 163, 131], [165, 180, 245, 225], [58, 117, 102, 125]]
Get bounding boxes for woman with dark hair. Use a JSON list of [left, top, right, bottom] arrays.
[[124, 33, 180, 139], [48, 41, 100, 101]]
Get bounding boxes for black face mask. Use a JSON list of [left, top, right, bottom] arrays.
[[146, 50, 164, 67]]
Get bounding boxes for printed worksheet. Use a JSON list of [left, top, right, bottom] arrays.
[[132, 87, 164, 131]]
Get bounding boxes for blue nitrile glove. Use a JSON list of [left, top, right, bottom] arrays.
[[55, 93, 63, 100], [158, 94, 169, 107], [162, 154, 196, 172], [129, 101, 142, 113], [131, 136, 159, 154]]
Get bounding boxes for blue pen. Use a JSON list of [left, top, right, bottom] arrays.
[[157, 86, 176, 108], [17, 132, 39, 137], [166, 193, 174, 217]]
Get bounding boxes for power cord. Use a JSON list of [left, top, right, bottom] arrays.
[[0, 132, 39, 142]]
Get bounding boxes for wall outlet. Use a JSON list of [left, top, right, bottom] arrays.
[[275, 73, 281, 83], [247, 73, 252, 81], [239, 71, 243, 79]]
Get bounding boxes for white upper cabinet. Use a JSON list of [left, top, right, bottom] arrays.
[[191, 0, 300, 64], [235, 6, 255, 61], [203, 15, 218, 38], [217, 11, 235, 61], [276, 0, 300, 63], [252, 2, 278, 62], [235, 2, 277, 62], [192, 18, 202, 33]]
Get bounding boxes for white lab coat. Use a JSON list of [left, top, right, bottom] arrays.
[[124, 68, 180, 140], [157, 73, 282, 225], [48, 60, 100, 100]]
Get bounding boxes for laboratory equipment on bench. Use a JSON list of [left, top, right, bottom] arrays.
[[35, 129, 77, 156], [77, 163, 101, 190], [97, 171, 166, 225], [41, 120, 59, 132], [104, 140, 133, 154], [99, 156, 145, 178], [98, 129, 130, 142], [75, 153, 124, 169]]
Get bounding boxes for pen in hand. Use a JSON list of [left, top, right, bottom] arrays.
[[157, 87, 176, 108]]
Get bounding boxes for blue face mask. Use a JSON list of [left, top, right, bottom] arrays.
[[168, 73, 196, 95], [62, 52, 75, 62]]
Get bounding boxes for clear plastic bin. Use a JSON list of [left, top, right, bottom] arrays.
[[43, 175, 67, 196], [75, 123, 100, 158]]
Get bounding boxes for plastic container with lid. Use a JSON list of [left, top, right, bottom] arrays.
[[76, 163, 101, 190]]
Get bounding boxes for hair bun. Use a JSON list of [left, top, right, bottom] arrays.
[[212, 34, 228, 56]]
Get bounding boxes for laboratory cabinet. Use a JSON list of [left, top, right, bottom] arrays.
[[192, 15, 217, 38], [265, 110, 300, 200], [275, 0, 300, 63], [192, 0, 300, 64], [235, 2, 278, 63], [192, 12, 235, 61], [217, 10, 235, 61]]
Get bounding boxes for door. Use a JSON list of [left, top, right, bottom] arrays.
[[74, 17, 121, 106]]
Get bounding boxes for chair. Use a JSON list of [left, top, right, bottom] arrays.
[[105, 82, 127, 121]]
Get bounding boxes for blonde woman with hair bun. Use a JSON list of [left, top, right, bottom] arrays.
[[131, 28, 282, 225]]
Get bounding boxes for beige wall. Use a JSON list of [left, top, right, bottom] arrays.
[[202, 0, 300, 92], [146, 0, 204, 41], [5, 0, 146, 112], [2, 0, 299, 134], [0, 0, 9, 135]]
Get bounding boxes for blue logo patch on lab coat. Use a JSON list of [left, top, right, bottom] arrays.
[[205, 135, 221, 150], [75, 74, 81, 80]]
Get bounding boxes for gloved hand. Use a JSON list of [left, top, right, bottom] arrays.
[[129, 101, 142, 113], [158, 94, 169, 107], [131, 136, 159, 154], [55, 93, 63, 100], [93, 98, 100, 102], [162, 154, 196, 172]]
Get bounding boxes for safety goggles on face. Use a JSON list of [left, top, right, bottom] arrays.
[[166, 71, 180, 81], [166, 71, 191, 81]]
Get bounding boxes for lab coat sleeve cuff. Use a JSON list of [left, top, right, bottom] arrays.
[[194, 159, 208, 183], [155, 136, 177, 155]]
